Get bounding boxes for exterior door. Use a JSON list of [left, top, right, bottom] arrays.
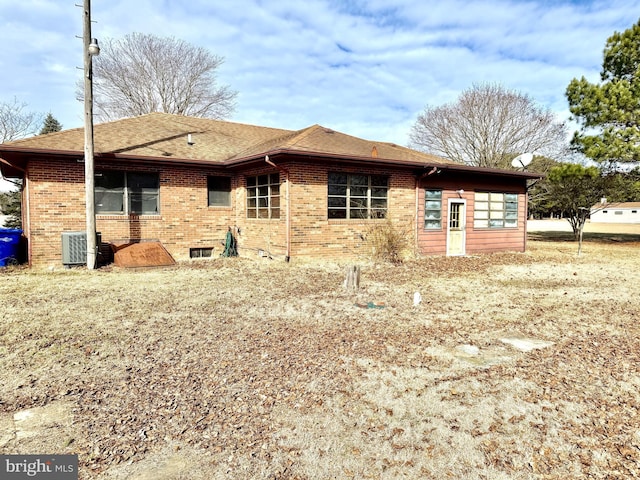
[[447, 200, 466, 256]]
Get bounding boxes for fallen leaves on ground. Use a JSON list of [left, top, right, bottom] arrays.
[[1, 239, 639, 479]]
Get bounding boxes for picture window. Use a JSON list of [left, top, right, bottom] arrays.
[[473, 192, 518, 228], [95, 171, 159, 215], [328, 173, 388, 219]]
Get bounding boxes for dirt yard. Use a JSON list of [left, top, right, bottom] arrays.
[[1, 230, 640, 479]]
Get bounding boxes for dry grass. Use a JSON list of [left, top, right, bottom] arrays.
[[1, 234, 640, 479]]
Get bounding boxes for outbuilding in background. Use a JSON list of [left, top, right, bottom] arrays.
[[591, 201, 640, 224]]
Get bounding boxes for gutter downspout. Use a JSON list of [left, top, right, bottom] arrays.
[[415, 166, 439, 255], [265, 156, 291, 262], [24, 177, 31, 267]]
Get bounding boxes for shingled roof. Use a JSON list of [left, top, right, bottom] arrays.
[[591, 201, 640, 209], [0, 112, 454, 166]]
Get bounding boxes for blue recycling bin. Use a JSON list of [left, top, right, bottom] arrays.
[[0, 229, 23, 266]]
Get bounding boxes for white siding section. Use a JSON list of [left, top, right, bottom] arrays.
[[591, 205, 640, 224]]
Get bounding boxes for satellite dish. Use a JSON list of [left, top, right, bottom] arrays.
[[511, 152, 533, 168]]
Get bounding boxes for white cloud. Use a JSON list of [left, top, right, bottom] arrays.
[[0, 0, 638, 145]]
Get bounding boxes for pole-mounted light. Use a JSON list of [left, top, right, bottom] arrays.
[[88, 38, 100, 57], [83, 1, 98, 270]]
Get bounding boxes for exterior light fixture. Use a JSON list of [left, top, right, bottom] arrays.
[[88, 38, 100, 56]]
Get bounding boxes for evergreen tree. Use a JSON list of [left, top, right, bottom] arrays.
[[566, 19, 640, 163], [39, 113, 62, 135], [0, 190, 21, 229]]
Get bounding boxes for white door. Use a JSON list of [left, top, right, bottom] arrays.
[[447, 200, 466, 256]]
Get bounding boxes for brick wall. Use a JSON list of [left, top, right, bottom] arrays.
[[24, 156, 529, 267], [26, 158, 86, 266], [26, 158, 234, 267], [223, 162, 418, 261], [287, 163, 417, 260]]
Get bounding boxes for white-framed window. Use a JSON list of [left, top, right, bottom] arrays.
[[474, 192, 518, 228], [95, 171, 159, 215], [424, 189, 442, 229], [328, 173, 388, 219], [246, 173, 280, 219]]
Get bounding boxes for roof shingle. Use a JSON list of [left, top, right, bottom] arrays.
[[2, 112, 454, 166]]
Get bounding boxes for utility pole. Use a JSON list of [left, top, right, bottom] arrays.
[[83, 0, 99, 269]]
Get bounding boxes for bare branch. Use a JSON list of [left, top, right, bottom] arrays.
[[409, 83, 569, 168], [0, 97, 42, 143], [85, 33, 237, 121]]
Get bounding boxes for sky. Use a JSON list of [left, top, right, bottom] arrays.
[[0, 1, 638, 162]]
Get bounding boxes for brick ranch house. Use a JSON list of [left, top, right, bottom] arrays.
[[0, 112, 541, 268]]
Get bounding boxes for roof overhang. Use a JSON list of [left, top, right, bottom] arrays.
[[225, 148, 544, 180], [417, 161, 544, 180], [0, 144, 544, 181], [0, 145, 229, 172]]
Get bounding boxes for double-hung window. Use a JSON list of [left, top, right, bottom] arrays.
[[328, 173, 388, 219], [95, 171, 159, 215], [246, 173, 280, 219], [474, 192, 518, 228]]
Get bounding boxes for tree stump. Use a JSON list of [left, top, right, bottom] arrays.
[[344, 265, 361, 290]]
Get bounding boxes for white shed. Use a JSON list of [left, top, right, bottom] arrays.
[[590, 202, 640, 224]]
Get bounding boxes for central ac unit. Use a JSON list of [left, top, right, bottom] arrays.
[[61, 231, 101, 266]]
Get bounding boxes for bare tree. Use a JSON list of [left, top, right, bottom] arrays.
[[89, 33, 237, 121], [0, 98, 41, 143], [409, 83, 568, 168]]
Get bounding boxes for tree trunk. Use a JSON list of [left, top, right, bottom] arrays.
[[577, 220, 587, 256]]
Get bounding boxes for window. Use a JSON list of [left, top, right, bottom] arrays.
[[246, 173, 280, 219], [328, 173, 388, 219], [208, 176, 231, 207], [424, 189, 442, 229], [190, 247, 213, 258], [449, 202, 462, 229], [474, 192, 518, 228], [95, 171, 159, 215]]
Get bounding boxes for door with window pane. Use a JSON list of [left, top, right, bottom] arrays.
[[447, 200, 466, 256]]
